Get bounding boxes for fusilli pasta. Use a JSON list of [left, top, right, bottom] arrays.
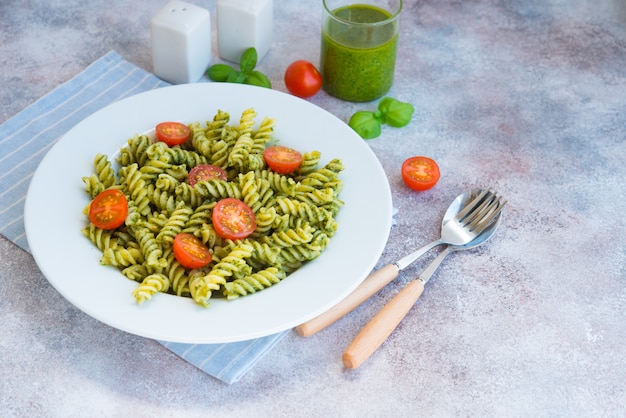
[[82, 108, 343, 307]]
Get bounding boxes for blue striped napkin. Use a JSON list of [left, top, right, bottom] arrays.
[[0, 50, 288, 384]]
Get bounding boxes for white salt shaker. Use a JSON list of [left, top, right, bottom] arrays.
[[217, 0, 273, 63], [151, 0, 212, 84]]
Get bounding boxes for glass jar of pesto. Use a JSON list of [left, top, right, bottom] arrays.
[[321, 0, 402, 102]]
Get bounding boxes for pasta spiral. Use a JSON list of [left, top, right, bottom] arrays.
[[223, 267, 286, 299], [94, 153, 117, 190], [133, 273, 170, 304], [101, 246, 144, 267], [156, 202, 193, 246], [175, 179, 242, 207]]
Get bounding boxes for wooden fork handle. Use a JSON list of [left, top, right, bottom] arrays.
[[342, 279, 425, 369], [295, 264, 400, 337]]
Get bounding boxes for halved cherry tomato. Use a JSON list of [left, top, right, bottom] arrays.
[[263, 145, 303, 174], [212, 198, 257, 240], [284, 60, 322, 98], [88, 189, 128, 230], [188, 164, 228, 186], [155, 121, 190, 146], [173, 233, 212, 269], [401, 156, 441, 191]]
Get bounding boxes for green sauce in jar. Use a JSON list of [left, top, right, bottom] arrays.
[[321, 4, 399, 102]]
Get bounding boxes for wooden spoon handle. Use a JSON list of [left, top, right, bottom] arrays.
[[295, 264, 400, 337], [342, 279, 425, 369]]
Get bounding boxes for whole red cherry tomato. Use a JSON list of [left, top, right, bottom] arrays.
[[284, 60, 322, 98]]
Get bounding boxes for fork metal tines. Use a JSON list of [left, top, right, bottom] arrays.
[[465, 194, 506, 234], [455, 189, 490, 221]]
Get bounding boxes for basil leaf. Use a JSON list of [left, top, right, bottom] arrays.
[[226, 70, 247, 84], [207, 63, 236, 82], [206, 47, 272, 90], [349, 111, 382, 139], [378, 97, 414, 128], [239, 47, 258, 74], [246, 70, 272, 88]]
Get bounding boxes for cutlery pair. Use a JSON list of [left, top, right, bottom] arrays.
[[297, 189, 506, 368]]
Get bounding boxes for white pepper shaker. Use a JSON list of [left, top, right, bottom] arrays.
[[151, 0, 212, 84], [217, 0, 273, 63]]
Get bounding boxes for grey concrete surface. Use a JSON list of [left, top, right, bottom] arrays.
[[1, 0, 625, 416]]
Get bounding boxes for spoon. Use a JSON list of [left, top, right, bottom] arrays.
[[296, 189, 505, 337], [342, 205, 503, 369]]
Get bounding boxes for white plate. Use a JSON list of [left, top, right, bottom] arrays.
[[24, 83, 392, 343]]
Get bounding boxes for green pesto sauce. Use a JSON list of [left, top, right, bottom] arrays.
[[321, 4, 398, 102]]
